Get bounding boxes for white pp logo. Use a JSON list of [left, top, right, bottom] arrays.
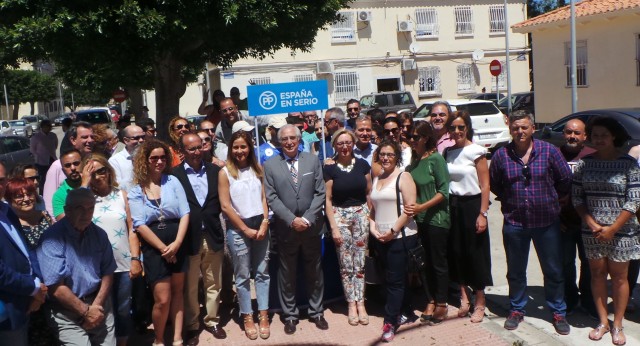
[[259, 91, 277, 110]]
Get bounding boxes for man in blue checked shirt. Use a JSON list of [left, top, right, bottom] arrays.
[[490, 110, 572, 335]]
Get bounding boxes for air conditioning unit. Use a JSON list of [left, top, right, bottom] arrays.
[[357, 11, 372, 22], [401, 59, 416, 71], [397, 20, 414, 32], [316, 61, 334, 74]]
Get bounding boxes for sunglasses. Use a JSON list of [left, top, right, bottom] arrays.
[[430, 112, 448, 118], [92, 167, 108, 176], [149, 155, 167, 163], [378, 153, 396, 158], [174, 124, 190, 130], [407, 134, 421, 141], [63, 161, 81, 168], [324, 118, 336, 125], [448, 125, 466, 131], [347, 107, 360, 111], [201, 127, 215, 133], [25, 175, 40, 181], [522, 165, 531, 182], [147, 128, 157, 134], [200, 136, 212, 142], [221, 106, 235, 114], [126, 135, 145, 141], [383, 128, 399, 135]]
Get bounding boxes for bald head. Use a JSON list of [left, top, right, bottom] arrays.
[[123, 125, 145, 152], [563, 118, 587, 151]]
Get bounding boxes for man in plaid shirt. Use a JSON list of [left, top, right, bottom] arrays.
[[490, 110, 572, 335]]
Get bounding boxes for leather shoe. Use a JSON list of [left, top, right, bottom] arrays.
[[184, 330, 200, 346], [310, 316, 329, 330], [204, 324, 227, 339], [284, 320, 298, 335]]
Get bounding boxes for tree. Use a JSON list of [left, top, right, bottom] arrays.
[[0, 0, 349, 138], [0, 69, 57, 118], [527, 0, 567, 18]]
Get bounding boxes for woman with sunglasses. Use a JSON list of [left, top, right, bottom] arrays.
[[168, 116, 192, 167], [405, 122, 450, 326], [324, 129, 372, 326], [5, 178, 56, 345], [573, 116, 640, 345], [128, 139, 190, 346], [369, 140, 418, 342], [442, 111, 492, 323], [80, 153, 141, 346]]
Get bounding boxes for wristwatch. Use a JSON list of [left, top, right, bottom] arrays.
[[480, 210, 488, 218], [131, 257, 141, 262]]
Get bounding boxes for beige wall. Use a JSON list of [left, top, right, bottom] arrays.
[[193, 0, 530, 112], [525, 12, 640, 123]]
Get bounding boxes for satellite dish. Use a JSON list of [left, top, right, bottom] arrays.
[[472, 49, 485, 61], [409, 43, 421, 54]]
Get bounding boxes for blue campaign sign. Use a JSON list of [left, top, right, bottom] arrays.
[[247, 80, 329, 116]]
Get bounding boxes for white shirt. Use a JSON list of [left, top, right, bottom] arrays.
[[109, 149, 134, 191], [445, 144, 487, 196], [43, 160, 66, 217], [222, 166, 263, 219]]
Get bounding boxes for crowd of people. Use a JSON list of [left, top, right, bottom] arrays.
[[0, 93, 639, 346]]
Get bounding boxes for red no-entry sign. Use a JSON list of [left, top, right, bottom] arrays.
[[489, 60, 502, 77], [113, 90, 127, 103]]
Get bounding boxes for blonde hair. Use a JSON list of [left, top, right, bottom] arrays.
[[330, 128, 357, 150], [168, 116, 190, 145], [80, 153, 118, 188], [225, 131, 263, 180]]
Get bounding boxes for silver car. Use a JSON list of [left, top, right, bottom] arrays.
[[8, 120, 34, 137], [0, 121, 13, 136]]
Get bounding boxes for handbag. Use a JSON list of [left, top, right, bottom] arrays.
[[395, 173, 427, 273]]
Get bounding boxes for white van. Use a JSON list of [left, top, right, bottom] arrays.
[[413, 99, 510, 151]]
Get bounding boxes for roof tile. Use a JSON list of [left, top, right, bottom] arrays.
[[513, 0, 640, 29]]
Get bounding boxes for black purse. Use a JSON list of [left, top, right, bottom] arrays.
[[395, 173, 427, 273]]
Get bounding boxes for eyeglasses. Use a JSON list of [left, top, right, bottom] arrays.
[[200, 136, 212, 142], [522, 165, 531, 182], [407, 134, 421, 141], [25, 175, 40, 182], [383, 128, 399, 135], [335, 141, 353, 147], [149, 155, 167, 163], [13, 194, 33, 201], [92, 167, 108, 177], [201, 127, 215, 133], [378, 153, 396, 158], [279, 136, 298, 143], [430, 113, 448, 118], [186, 145, 203, 153], [126, 135, 145, 141], [324, 118, 336, 125], [401, 124, 412, 129], [147, 128, 157, 134], [221, 106, 236, 114], [63, 161, 82, 168], [174, 123, 190, 130], [448, 125, 466, 131]]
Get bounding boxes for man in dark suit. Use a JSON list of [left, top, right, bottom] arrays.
[[172, 133, 226, 345], [263, 124, 327, 335], [0, 162, 47, 345]]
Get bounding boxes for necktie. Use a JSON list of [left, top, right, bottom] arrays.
[[288, 159, 298, 187]]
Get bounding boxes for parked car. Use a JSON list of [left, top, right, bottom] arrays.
[[53, 113, 73, 126], [465, 92, 505, 105], [186, 115, 207, 129], [75, 108, 114, 128], [8, 120, 34, 137], [498, 91, 534, 117], [0, 135, 34, 172], [534, 108, 640, 151], [21, 114, 48, 132], [0, 121, 13, 136], [359, 91, 417, 115], [414, 99, 510, 151]]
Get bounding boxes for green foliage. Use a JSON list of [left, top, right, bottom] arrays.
[[528, 0, 567, 18], [0, 68, 57, 104]]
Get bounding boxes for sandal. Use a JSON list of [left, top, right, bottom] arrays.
[[588, 323, 610, 341], [429, 304, 448, 326], [243, 314, 258, 340], [258, 312, 270, 339], [470, 306, 486, 323], [357, 301, 369, 325], [172, 340, 183, 346], [458, 300, 471, 318], [611, 326, 626, 345], [420, 302, 435, 323]]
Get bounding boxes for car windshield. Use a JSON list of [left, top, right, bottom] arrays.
[[22, 116, 37, 122], [77, 111, 110, 124], [454, 103, 500, 116], [9, 121, 26, 126]]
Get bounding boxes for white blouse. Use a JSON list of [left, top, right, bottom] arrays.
[[445, 143, 487, 196]]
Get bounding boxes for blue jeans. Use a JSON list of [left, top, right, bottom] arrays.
[[226, 216, 271, 315], [111, 271, 133, 338], [503, 221, 566, 316]]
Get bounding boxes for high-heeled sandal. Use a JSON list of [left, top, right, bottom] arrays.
[[470, 306, 486, 323], [348, 302, 359, 326], [258, 312, 270, 339], [420, 302, 435, 323], [357, 301, 369, 325], [429, 304, 448, 326], [588, 323, 610, 341], [243, 314, 258, 340], [458, 300, 471, 318], [611, 326, 626, 345]]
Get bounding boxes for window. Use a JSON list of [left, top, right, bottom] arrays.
[[457, 64, 475, 93], [415, 8, 439, 38], [418, 66, 441, 96], [636, 34, 640, 86], [454, 6, 473, 36], [334, 71, 359, 104], [489, 5, 505, 34], [250, 77, 271, 85], [564, 40, 588, 86], [491, 60, 506, 91], [330, 11, 356, 43], [293, 74, 315, 82]]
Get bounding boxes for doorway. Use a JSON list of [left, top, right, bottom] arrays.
[[377, 78, 401, 92]]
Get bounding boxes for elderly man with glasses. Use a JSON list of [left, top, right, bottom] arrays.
[[109, 125, 146, 191], [318, 107, 345, 161], [429, 101, 456, 154]]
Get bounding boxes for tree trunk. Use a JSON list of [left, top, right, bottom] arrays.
[[12, 102, 19, 119], [127, 88, 144, 120], [29, 101, 35, 115], [153, 54, 187, 141]]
